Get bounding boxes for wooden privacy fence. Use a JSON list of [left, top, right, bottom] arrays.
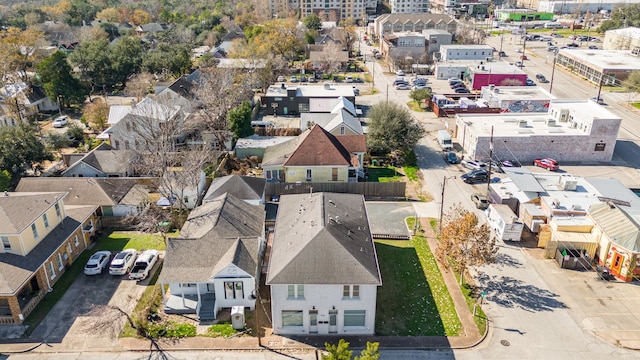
[[265, 182, 406, 200]]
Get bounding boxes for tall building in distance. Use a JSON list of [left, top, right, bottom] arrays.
[[389, 0, 430, 13], [299, 0, 368, 22]]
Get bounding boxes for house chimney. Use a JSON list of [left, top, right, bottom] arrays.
[[3, 191, 8, 196]]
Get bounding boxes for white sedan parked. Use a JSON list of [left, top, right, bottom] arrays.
[[109, 249, 138, 276], [84, 251, 111, 275]]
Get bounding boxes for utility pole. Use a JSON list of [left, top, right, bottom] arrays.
[[549, 49, 558, 94], [486, 126, 494, 195], [596, 73, 605, 101], [439, 175, 456, 237]]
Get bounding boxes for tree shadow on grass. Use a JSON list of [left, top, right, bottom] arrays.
[[476, 273, 567, 312]]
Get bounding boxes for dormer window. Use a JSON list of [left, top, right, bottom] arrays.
[[2, 236, 10, 251]]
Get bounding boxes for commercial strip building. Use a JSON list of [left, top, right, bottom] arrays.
[[453, 99, 621, 162], [373, 13, 457, 39], [435, 60, 528, 89], [555, 49, 640, 85]]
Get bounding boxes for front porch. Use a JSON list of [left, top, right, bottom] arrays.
[[163, 291, 217, 321]]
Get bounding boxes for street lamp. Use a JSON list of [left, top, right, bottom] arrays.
[[438, 175, 456, 237]]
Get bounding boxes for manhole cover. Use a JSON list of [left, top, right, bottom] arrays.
[[501, 340, 511, 347]]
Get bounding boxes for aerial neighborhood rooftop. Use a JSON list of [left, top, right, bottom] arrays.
[[2, 1, 640, 358]]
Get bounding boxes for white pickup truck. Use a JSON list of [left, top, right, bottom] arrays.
[[128, 250, 159, 281]]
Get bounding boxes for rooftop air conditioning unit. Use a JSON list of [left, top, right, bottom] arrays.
[[559, 176, 578, 191], [546, 118, 556, 127], [518, 120, 528, 128]]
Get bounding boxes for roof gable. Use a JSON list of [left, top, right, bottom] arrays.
[[15, 178, 148, 206], [203, 175, 265, 202], [589, 203, 640, 252], [266, 192, 381, 285], [284, 125, 353, 166], [180, 193, 264, 239], [0, 192, 66, 233]]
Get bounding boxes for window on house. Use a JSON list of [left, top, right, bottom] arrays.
[[43, 214, 49, 228], [344, 310, 366, 326], [74, 235, 79, 247], [2, 236, 10, 251], [67, 243, 72, 255], [306, 169, 312, 181], [56, 253, 63, 270], [288, 284, 304, 299], [281, 310, 303, 326], [340, 126, 345, 135], [32, 224, 38, 239], [224, 281, 244, 299], [55, 203, 61, 218], [48, 262, 56, 280], [124, 140, 130, 150], [266, 170, 272, 180], [180, 283, 196, 287], [343, 285, 360, 298], [329, 309, 338, 326]]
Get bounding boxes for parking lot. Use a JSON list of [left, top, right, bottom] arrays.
[[28, 254, 162, 350]]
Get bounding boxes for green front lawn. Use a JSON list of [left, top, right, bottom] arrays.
[[632, 102, 640, 110], [24, 231, 170, 335], [375, 219, 462, 336]]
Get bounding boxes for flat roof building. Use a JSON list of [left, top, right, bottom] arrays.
[[603, 27, 640, 51], [454, 99, 621, 162], [556, 49, 640, 85], [480, 85, 556, 112]]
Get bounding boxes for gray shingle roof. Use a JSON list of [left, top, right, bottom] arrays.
[[62, 143, 135, 176], [203, 175, 265, 203], [266, 192, 381, 285], [15, 178, 152, 206], [159, 193, 265, 283], [0, 192, 67, 233]]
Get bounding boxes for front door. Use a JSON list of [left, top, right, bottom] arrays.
[[309, 310, 318, 334], [328, 309, 338, 333], [611, 252, 624, 276], [207, 283, 215, 292]]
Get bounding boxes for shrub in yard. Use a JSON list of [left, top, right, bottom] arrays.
[[147, 320, 196, 338], [206, 323, 240, 337]]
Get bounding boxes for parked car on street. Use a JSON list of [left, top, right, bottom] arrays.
[[471, 193, 490, 209], [588, 45, 599, 49], [109, 249, 138, 276], [84, 251, 112, 275], [276, 76, 285, 82], [461, 159, 487, 170], [536, 74, 548, 82], [498, 51, 507, 57], [395, 83, 411, 90], [502, 160, 521, 168], [515, 61, 524, 67], [567, 43, 579, 47], [526, 78, 536, 86], [461, 169, 488, 184], [451, 83, 466, 89], [290, 75, 298, 82], [53, 116, 68, 128], [533, 158, 559, 171], [396, 70, 405, 76], [345, 76, 354, 83], [446, 151, 458, 164], [455, 88, 471, 93]]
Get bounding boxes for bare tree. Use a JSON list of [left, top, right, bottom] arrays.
[[125, 72, 155, 103], [436, 204, 498, 285]]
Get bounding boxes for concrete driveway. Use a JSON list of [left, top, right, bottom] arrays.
[[365, 201, 416, 238], [28, 255, 162, 351]]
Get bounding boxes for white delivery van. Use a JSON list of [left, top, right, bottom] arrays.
[[437, 130, 453, 151]]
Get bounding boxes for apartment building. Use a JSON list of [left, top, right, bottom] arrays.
[[389, 0, 430, 13]]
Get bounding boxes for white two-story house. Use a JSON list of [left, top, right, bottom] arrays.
[[266, 192, 382, 335]]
